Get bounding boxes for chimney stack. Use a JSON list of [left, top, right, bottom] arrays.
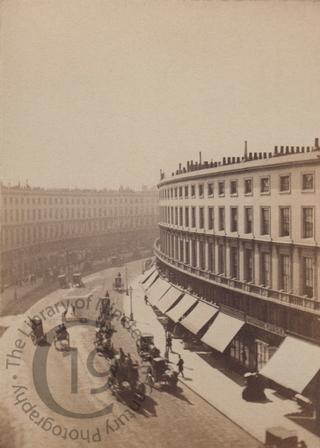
[[315, 137, 319, 149], [244, 141, 248, 160]]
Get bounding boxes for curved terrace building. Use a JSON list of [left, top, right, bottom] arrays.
[[154, 138, 320, 376], [0, 185, 159, 286]]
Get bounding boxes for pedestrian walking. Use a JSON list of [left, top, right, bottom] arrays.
[[166, 333, 173, 353], [144, 295, 148, 305], [177, 356, 184, 377], [119, 347, 125, 363], [120, 313, 126, 328]]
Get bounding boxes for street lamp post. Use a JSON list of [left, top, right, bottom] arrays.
[[125, 266, 128, 295], [129, 286, 133, 321]]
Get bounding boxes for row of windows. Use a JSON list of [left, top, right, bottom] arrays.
[[160, 234, 315, 298], [2, 195, 157, 206], [2, 207, 158, 224], [160, 205, 315, 239], [1, 216, 156, 249], [160, 172, 315, 199]]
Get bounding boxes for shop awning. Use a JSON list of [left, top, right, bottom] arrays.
[[201, 313, 245, 352], [141, 267, 155, 284], [260, 336, 320, 393], [156, 287, 183, 313], [147, 278, 171, 305], [166, 293, 198, 322], [143, 271, 158, 289], [180, 301, 219, 334]]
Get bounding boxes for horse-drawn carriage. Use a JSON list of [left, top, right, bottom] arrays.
[[107, 353, 146, 399], [29, 317, 46, 345], [146, 357, 178, 389], [58, 274, 69, 289], [72, 273, 85, 288], [136, 333, 160, 361], [94, 329, 115, 358], [53, 324, 70, 351], [113, 272, 125, 293]]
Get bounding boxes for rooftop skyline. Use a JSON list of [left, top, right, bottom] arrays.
[[1, 1, 320, 189]]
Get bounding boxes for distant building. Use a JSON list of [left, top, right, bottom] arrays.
[[155, 138, 320, 372], [0, 185, 159, 285]]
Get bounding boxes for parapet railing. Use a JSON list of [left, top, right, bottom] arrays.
[[153, 242, 320, 315]]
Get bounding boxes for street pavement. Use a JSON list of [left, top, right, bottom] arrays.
[[123, 269, 320, 448], [0, 259, 261, 448]]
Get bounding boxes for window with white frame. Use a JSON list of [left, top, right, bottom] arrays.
[[302, 173, 314, 191], [279, 207, 290, 237], [302, 207, 313, 238], [260, 177, 270, 194], [302, 256, 313, 297]]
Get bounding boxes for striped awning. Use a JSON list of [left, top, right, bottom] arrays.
[[166, 294, 198, 322], [180, 301, 219, 334], [201, 313, 244, 352]]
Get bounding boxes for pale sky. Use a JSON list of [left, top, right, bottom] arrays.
[[1, 0, 320, 189]]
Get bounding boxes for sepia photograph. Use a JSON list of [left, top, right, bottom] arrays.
[[1, 1, 320, 447]]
